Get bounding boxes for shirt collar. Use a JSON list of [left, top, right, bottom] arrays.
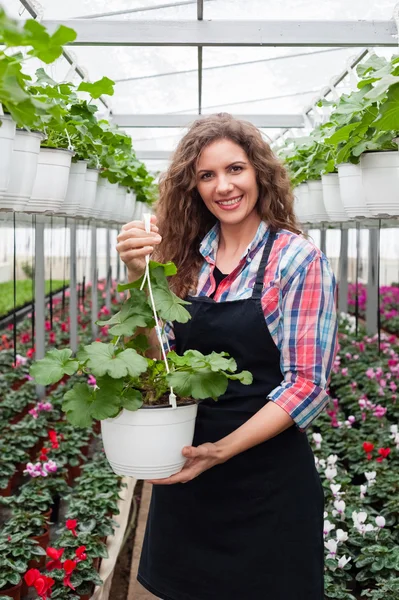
[[199, 220, 269, 264]]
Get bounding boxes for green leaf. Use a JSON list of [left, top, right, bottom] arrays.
[[167, 368, 228, 400], [324, 122, 362, 146], [127, 333, 150, 353], [30, 348, 79, 385], [228, 370, 253, 385], [117, 261, 177, 293], [82, 342, 148, 379], [62, 383, 94, 427], [34, 67, 57, 86], [90, 376, 123, 420], [96, 290, 154, 335], [373, 82, 399, 131], [151, 266, 191, 323], [121, 388, 143, 411], [25, 21, 77, 63], [78, 76, 115, 98]]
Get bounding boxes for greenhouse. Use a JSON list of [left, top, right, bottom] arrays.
[[1, 0, 399, 599]]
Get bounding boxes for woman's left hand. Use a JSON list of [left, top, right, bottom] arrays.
[[147, 443, 224, 485]]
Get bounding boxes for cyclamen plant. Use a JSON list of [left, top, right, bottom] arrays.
[[30, 262, 252, 427]]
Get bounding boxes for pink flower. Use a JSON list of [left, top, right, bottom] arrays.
[[45, 321, 51, 331], [373, 405, 387, 419], [43, 460, 58, 474], [37, 401, 52, 412], [29, 408, 39, 419], [366, 368, 375, 379], [341, 368, 348, 376], [87, 375, 97, 387], [24, 462, 46, 478]]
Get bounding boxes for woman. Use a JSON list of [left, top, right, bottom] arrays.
[[116, 113, 338, 600]]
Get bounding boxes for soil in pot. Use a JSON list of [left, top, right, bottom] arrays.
[[0, 579, 22, 599]]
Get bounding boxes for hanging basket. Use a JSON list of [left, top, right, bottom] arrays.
[[0, 115, 16, 194], [28, 147, 74, 213], [101, 402, 198, 479], [360, 151, 399, 217], [77, 168, 99, 218], [0, 129, 43, 211], [116, 185, 127, 223], [124, 190, 137, 223], [321, 173, 349, 222], [337, 162, 370, 218], [58, 160, 88, 216], [93, 178, 113, 220], [293, 183, 311, 223], [307, 180, 329, 223]]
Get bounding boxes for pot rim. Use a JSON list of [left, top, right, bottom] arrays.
[[0, 577, 22, 592], [139, 399, 196, 409]]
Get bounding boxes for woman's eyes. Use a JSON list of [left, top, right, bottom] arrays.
[[200, 166, 242, 180]]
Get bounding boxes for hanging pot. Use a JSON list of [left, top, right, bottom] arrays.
[[124, 190, 137, 224], [28, 147, 74, 213], [93, 178, 113, 220], [116, 185, 127, 223], [101, 402, 198, 479], [0, 129, 43, 211], [360, 150, 399, 216], [103, 182, 119, 221], [293, 183, 311, 223], [321, 173, 349, 222], [0, 115, 16, 195], [58, 160, 88, 216], [307, 180, 329, 223], [77, 167, 99, 218], [0, 578, 22, 600], [337, 162, 370, 218]]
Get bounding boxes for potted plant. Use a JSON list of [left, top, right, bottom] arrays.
[[0, 533, 46, 599], [30, 261, 252, 479]]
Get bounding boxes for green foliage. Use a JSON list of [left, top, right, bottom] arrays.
[[0, 279, 68, 318], [30, 348, 79, 385]]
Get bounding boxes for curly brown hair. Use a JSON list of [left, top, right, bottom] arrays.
[[154, 113, 302, 297]]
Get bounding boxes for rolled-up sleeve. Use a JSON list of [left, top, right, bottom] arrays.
[[267, 254, 338, 431]]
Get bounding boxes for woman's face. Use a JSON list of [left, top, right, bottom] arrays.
[[195, 138, 259, 227]]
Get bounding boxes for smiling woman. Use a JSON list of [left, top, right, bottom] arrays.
[[117, 113, 338, 600]]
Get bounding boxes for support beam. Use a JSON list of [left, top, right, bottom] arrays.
[[338, 228, 349, 315], [366, 228, 379, 335], [34, 216, 45, 398], [41, 19, 399, 47], [69, 220, 78, 353], [106, 228, 111, 311], [78, 0, 210, 19], [319, 226, 327, 255], [91, 224, 98, 339], [113, 114, 305, 128], [136, 151, 172, 160]]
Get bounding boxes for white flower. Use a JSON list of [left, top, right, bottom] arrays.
[[323, 520, 336, 537], [312, 433, 322, 449], [390, 424, 398, 436], [327, 454, 338, 466], [360, 484, 367, 499], [334, 500, 346, 517], [336, 529, 348, 543], [364, 523, 375, 534], [375, 516, 386, 528], [325, 538, 338, 558], [319, 459, 326, 469], [330, 484, 342, 498], [365, 471, 376, 486], [338, 555, 351, 569], [324, 511, 328, 519], [352, 511, 367, 525], [325, 467, 337, 481]]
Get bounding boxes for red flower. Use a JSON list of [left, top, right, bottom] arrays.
[[45, 320, 51, 331], [20, 332, 31, 344], [76, 545, 87, 562], [24, 568, 41, 586], [49, 430, 59, 449], [362, 442, 374, 453], [46, 546, 64, 570], [61, 323, 68, 332], [40, 447, 49, 461], [24, 569, 54, 599], [66, 518, 78, 537], [27, 347, 35, 359], [376, 447, 391, 462], [49, 332, 56, 344], [63, 559, 77, 589]]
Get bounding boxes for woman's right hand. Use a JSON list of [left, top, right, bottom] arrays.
[[116, 215, 162, 282]]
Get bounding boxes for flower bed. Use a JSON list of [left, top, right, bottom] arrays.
[[347, 283, 399, 335], [0, 280, 70, 319]]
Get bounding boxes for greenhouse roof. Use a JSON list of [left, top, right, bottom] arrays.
[[2, 0, 399, 172]]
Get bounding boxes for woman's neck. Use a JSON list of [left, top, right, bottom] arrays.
[[218, 212, 262, 257]]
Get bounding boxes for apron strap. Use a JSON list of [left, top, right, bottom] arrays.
[[252, 229, 277, 300]]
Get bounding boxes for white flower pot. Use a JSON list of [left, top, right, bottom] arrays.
[[93, 177, 111, 220], [124, 190, 136, 223], [307, 180, 329, 223], [337, 163, 370, 218], [58, 160, 88, 216], [116, 185, 127, 222], [0, 115, 16, 193], [28, 148, 73, 213], [360, 151, 399, 216], [293, 183, 311, 223], [101, 403, 198, 479], [134, 201, 145, 221], [321, 173, 349, 222], [0, 129, 43, 211], [77, 168, 99, 218]]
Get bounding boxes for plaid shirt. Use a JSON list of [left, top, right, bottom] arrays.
[[165, 220, 338, 431]]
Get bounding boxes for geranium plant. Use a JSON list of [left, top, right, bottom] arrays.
[[30, 262, 253, 427]]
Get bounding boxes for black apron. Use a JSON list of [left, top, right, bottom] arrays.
[[138, 229, 324, 600]]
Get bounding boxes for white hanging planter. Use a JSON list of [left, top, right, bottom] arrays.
[[101, 403, 198, 479], [28, 147, 74, 213], [321, 173, 349, 222], [0, 115, 16, 194], [116, 185, 127, 222], [337, 163, 370, 218], [293, 183, 311, 223], [93, 177, 111, 220], [360, 151, 399, 217], [58, 160, 88, 216], [124, 190, 136, 223], [0, 129, 43, 211], [104, 182, 119, 221], [77, 168, 99, 218], [307, 180, 329, 223]]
